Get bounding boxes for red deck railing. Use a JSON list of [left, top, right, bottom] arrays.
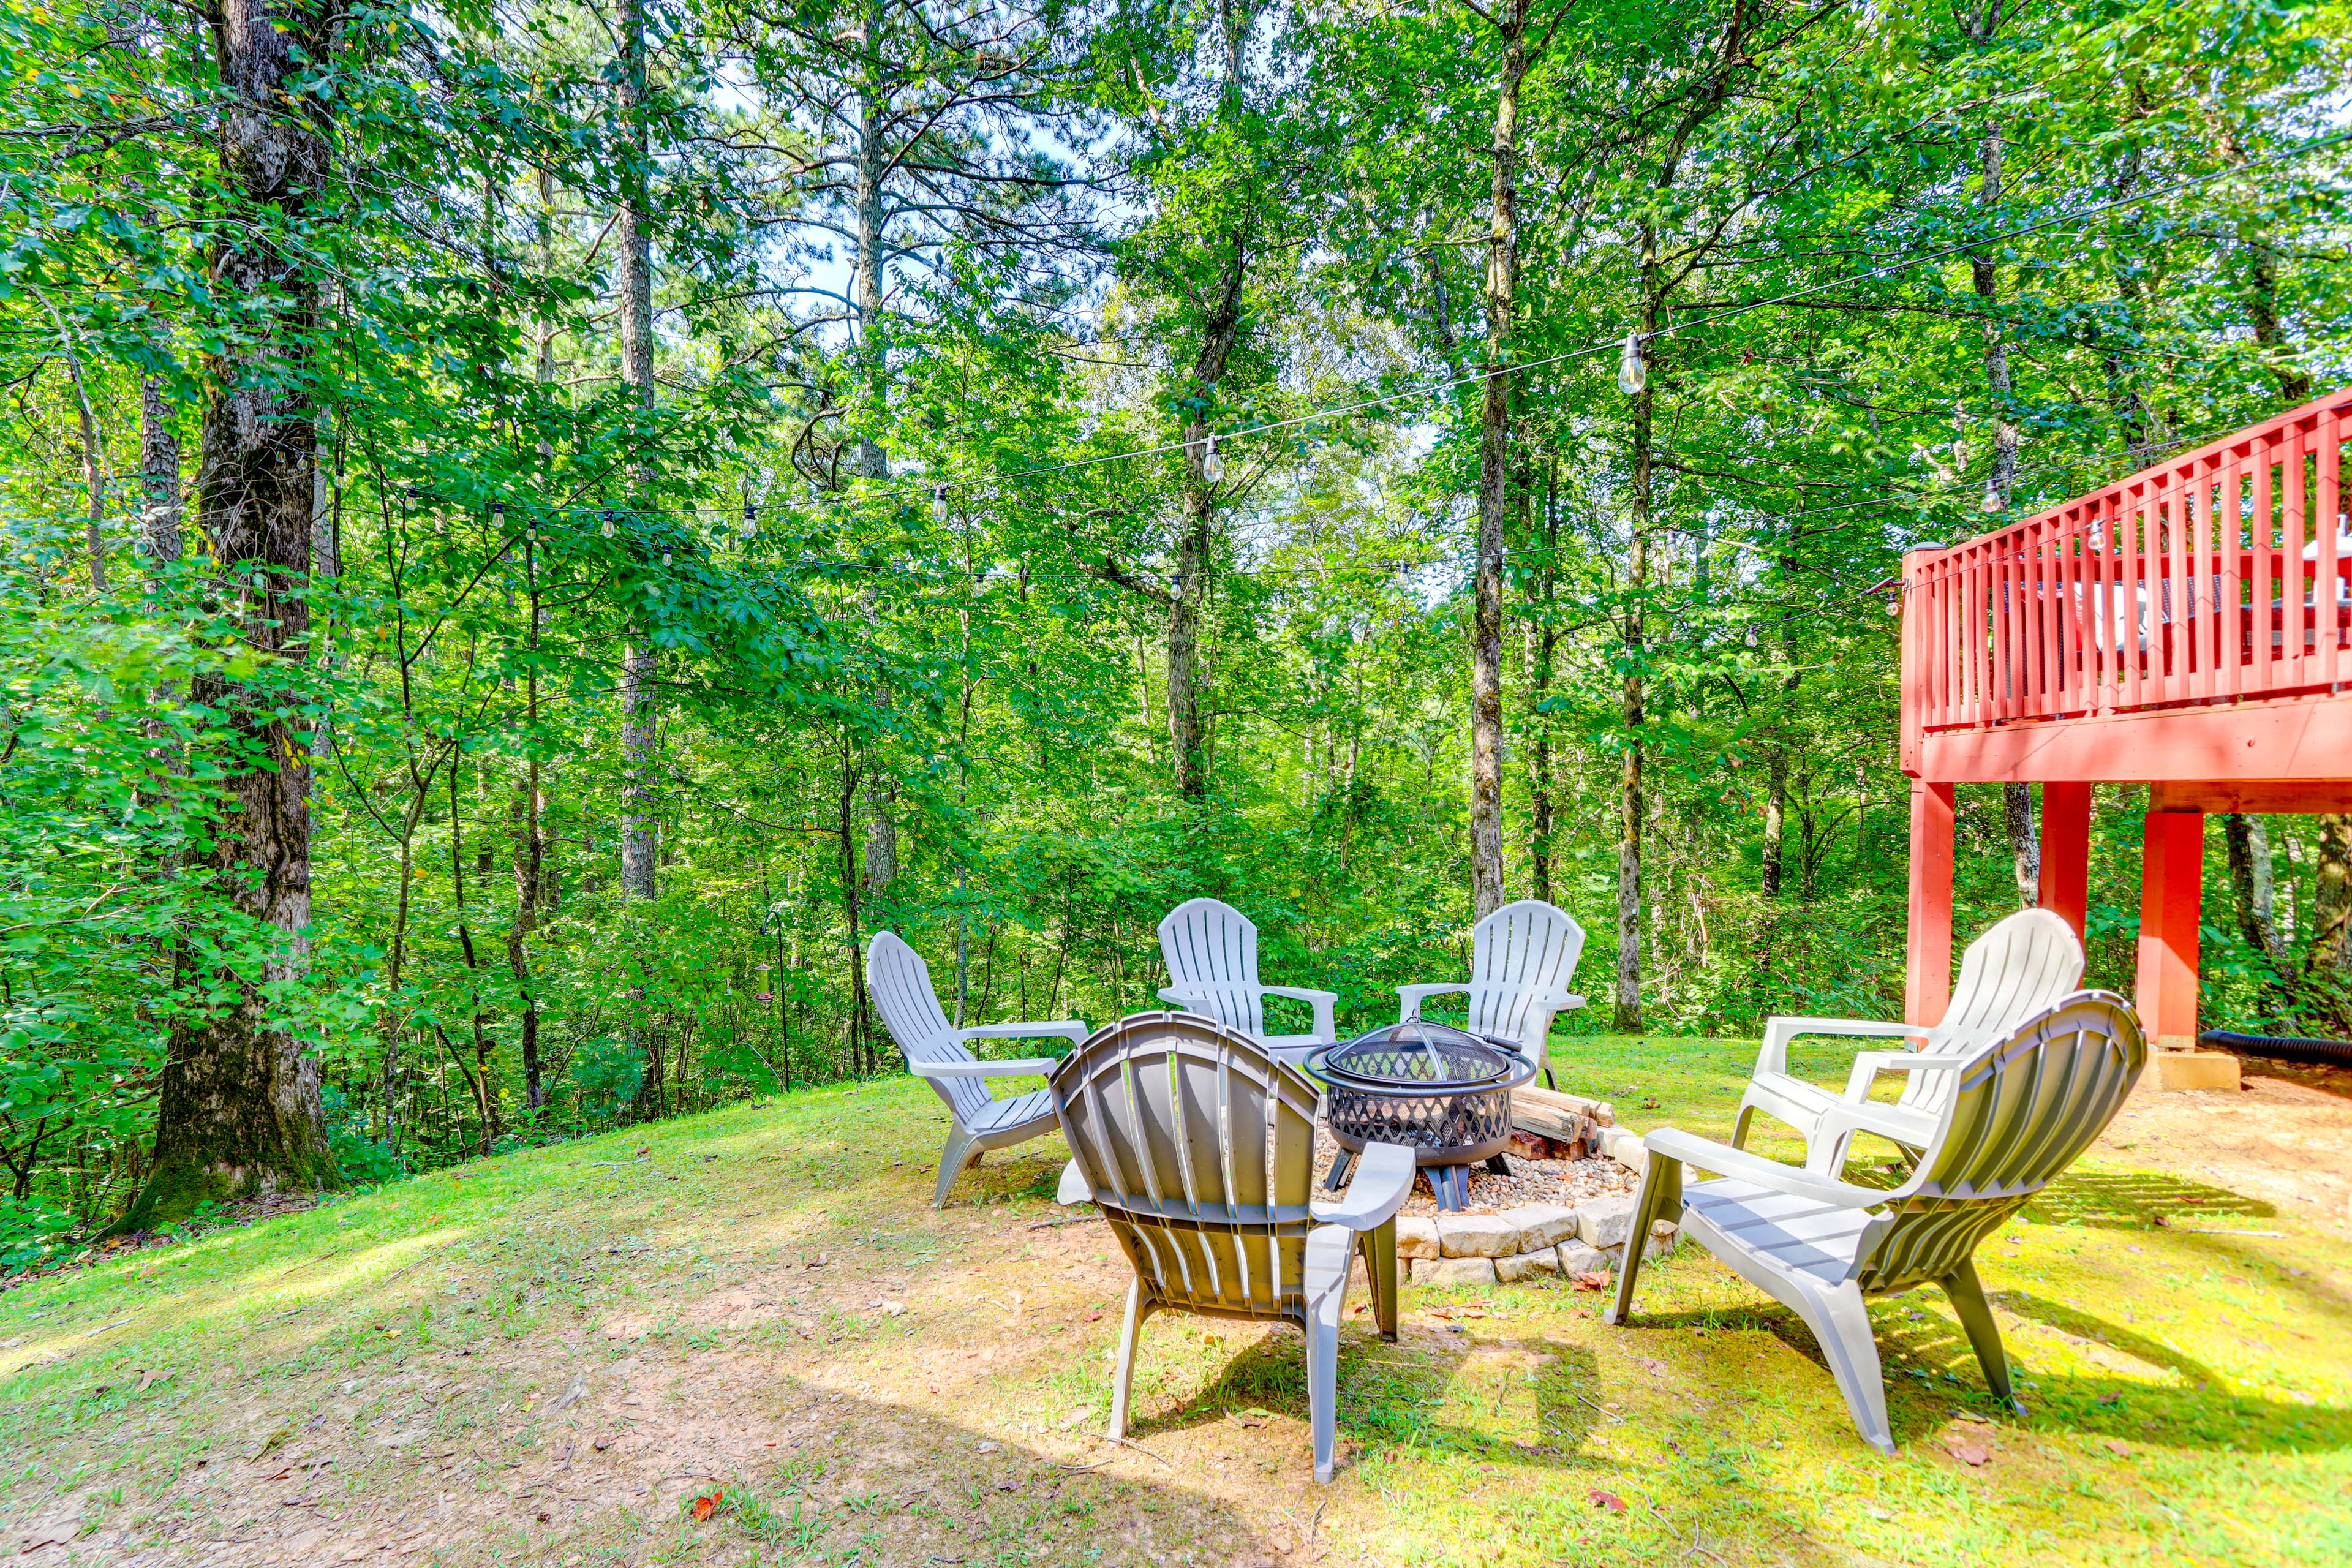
[[1903, 390, 2352, 736]]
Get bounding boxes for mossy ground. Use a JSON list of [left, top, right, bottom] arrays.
[[1, 1037, 2345, 1566]]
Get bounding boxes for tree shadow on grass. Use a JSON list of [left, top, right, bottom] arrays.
[[2022, 1169, 2276, 1228], [1620, 1298, 2348, 1457], [1126, 1325, 1614, 1472]]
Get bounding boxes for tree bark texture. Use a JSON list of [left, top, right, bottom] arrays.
[[123, 0, 341, 1229], [1526, 460, 1558, 904], [1469, 3, 1530, 919], [140, 377, 184, 567]]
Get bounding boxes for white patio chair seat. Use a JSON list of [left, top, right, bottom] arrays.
[[1049, 1011, 1413, 1483], [1156, 899, 1339, 1062], [1396, 899, 1586, 1082], [1610, 991, 2146, 1454], [1736, 907, 2082, 1175], [965, 1087, 1058, 1136], [865, 931, 1088, 1207]]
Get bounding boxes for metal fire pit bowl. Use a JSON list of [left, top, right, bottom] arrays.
[[1311, 1020, 1536, 1212]]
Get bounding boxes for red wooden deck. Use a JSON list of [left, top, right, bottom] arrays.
[[1897, 390, 2352, 1066]]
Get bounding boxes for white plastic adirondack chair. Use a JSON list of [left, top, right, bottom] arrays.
[[1396, 900, 1586, 1084], [865, 932, 1088, 1207], [1610, 991, 2146, 1453], [1049, 1012, 1414, 1482], [1156, 899, 1338, 1066], [1735, 908, 2082, 1175]]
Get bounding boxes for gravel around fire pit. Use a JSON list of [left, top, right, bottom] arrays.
[[1311, 1121, 1636, 1216]]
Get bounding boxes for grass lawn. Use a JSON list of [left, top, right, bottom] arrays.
[[1, 1035, 2346, 1566]]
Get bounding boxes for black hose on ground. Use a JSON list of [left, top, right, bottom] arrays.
[[2201, 1030, 2352, 1067]]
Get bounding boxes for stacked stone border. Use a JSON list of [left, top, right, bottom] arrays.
[[1401, 1193, 1676, 1286]]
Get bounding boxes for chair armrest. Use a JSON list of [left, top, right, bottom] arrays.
[[1057, 1159, 1091, 1206], [1755, 1016, 1925, 1080], [1309, 1140, 1415, 1231], [1842, 1050, 1970, 1101], [1261, 984, 1338, 1041], [956, 1021, 1089, 1047], [1157, 987, 1211, 1009], [908, 1057, 1060, 1079], [1644, 1127, 1887, 1209], [1556, 993, 1585, 1011], [1396, 982, 1468, 1021]]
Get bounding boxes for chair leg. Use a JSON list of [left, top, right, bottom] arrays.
[[1796, 1280, 1895, 1455], [1362, 1223, 1398, 1343], [1107, 1281, 1143, 1440], [933, 1124, 977, 1209], [1603, 1153, 1681, 1327], [1308, 1289, 1343, 1482], [1941, 1257, 2020, 1411], [1728, 1101, 1757, 1152]]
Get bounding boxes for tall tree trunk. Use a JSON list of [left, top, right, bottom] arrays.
[[620, 646, 658, 897], [448, 762, 499, 1154], [510, 543, 546, 1112], [42, 301, 110, 591], [140, 378, 183, 568], [1966, 96, 2040, 904], [838, 740, 872, 1074], [1168, 236, 1248, 799], [119, 0, 341, 1230], [853, 0, 888, 483], [1527, 459, 1558, 903], [616, 0, 659, 914], [1469, 1, 1531, 918], [1616, 224, 1660, 1033]]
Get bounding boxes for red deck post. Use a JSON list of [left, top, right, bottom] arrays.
[[1905, 780, 1956, 1027], [2038, 782, 2093, 938], [2135, 808, 2205, 1053]]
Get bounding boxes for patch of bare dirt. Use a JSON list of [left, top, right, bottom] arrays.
[[2098, 1071, 2352, 1224]]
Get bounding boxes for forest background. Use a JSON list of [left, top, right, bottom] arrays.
[[1, 0, 2347, 1257]]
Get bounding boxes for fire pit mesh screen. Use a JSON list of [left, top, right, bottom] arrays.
[[1317, 1021, 1533, 1161]]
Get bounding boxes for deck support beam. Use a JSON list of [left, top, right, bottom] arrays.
[[1905, 780, 1956, 1028], [2135, 808, 2204, 1054], [2038, 783, 2093, 938]]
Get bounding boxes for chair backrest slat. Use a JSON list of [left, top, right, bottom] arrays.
[[1054, 1013, 1321, 1321], [1904, 909, 2084, 1115], [866, 933, 989, 1122], [1463, 900, 1586, 1050], [1158, 899, 1268, 1036], [1859, 991, 2144, 1292]]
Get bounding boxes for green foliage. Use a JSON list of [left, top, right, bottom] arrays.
[[0, 0, 2347, 1237]]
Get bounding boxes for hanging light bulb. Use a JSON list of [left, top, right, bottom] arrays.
[[1201, 432, 1224, 483], [600, 513, 617, 539], [491, 500, 505, 533], [740, 500, 758, 540], [932, 486, 949, 524], [662, 551, 673, 567], [1618, 331, 1646, 394]]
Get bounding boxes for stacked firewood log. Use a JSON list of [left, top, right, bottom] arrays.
[[1507, 1085, 1614, 1161]]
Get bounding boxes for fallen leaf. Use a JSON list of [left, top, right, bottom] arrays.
[[1572, 1272, 1610, 1291], [880, 1300, 906, 1318], [993, 1481, 1019, 1493], [1588, 1488, 1627, 1513], [1226, 1411, 1266, 1429], [252, 1422, 293, 1460], [137, 1368, 172, 1393], [591, 1436, 614, 1452], [691, 1488, 723, 1523], [2102, 1439, 2133, 1457], [535, 1511, 551, 1523], [1945, 1438, 1992, 1467], [1085, 1311, 1102, 1322], [2095, 1392, 2120, 1406], [976, 1439, 1000, 1453], [1952, 1410, 1991, 1424], [1631, 1356, 1670, 1376], [549, 1378, 588, 1412]]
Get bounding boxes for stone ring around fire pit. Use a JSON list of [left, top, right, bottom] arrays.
[[1310, 1020, 1539, 1212]]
